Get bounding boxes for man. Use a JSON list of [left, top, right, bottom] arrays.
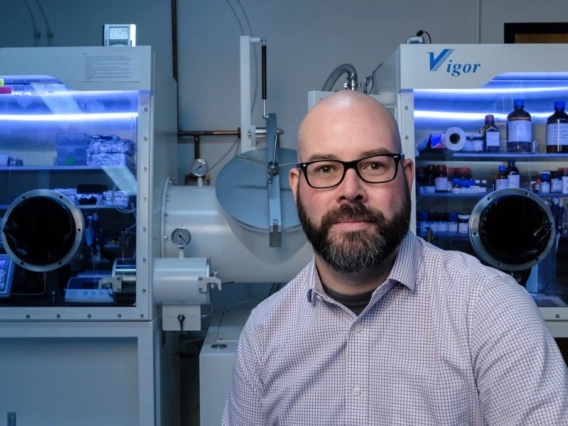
[[223, 91, 568, 425]]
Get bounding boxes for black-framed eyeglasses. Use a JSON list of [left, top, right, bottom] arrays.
[[297, 153, 404, 189]]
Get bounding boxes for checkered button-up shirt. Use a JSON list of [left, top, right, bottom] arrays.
[[223, 232, 568, 425]]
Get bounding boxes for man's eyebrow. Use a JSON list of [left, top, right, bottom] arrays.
[[304, 153, 339, 162], [359, 148, 395, 157], [304, 148, 395, 163]]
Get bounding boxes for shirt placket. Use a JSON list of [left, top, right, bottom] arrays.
[[344, 315, 370, 425]]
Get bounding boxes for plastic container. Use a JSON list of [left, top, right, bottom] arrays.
[[470, 133, 485, 152], [560, 168, 568, 195], [540, 172, 551, 194], [507, 99, 532, 153], [458, 214, 470, 234], [448, 211, 459, 233], [551, 172, 562, 193]]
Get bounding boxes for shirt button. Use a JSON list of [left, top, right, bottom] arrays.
[[353, 324, 362, 334], [352, 387, 361, 396]]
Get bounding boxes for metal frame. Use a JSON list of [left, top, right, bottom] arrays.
[[0, 319, 161, 426], [1, 189, 85, 272], [469, 188, 556, 271], [375, 44, 568, 329], [0, 46, 177, 322]]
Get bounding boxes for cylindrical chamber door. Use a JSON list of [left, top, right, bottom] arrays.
[[1, 189, 85, 272], [469, 188, 556, 272]]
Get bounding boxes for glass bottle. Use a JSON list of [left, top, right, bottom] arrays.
[[495, 165, 508, 190], [435, 165, 448, 193], [505, 160, 520, 189], [507, 99, 532, 153], [546, 101, 568, 153], [481, 114, 500, 152]]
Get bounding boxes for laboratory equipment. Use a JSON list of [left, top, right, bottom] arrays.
[[0, 46, 182, 426], [370, 43, 568, 328]]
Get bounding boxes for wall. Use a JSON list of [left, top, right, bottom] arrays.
[[481, 0, 568, 43], [176, 0, 479, 180], [2, 0, 566, 178]]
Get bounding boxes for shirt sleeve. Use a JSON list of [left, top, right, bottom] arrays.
[[471, 276, 568, 425], [222, 315, 266, 426]]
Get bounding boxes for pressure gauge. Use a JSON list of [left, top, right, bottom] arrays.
[[192, 158, 209, 177], [171, 227, 191, 247]]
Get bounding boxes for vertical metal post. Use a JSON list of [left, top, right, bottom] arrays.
[[240, 36, 261, 153]]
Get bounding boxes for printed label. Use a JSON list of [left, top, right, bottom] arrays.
[[485, 132, 500, 148], [507, 174, 520, 188], [435, 177, 448, 192], [508, 120, 532, 142], [495, 178, 508, 190], [546, 123, 568, 146]]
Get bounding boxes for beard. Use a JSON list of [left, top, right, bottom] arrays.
[[297, 184, 411, 274]]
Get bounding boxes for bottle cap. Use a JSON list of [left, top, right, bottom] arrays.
[[554, 101, 565, 109], [418, 211, 429, 220], [449, 211, 459, 221], [457, 214, 470, 220], [514, 99, 524, 107], [540, 171, 550, 178], [485, 114, 494, 121], [499, 165, 506, 172]]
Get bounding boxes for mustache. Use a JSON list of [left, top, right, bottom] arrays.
[[322, 203, 379, 226]]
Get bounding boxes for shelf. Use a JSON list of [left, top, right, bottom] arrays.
[[418, 191, 489, 198], [418, 190, 568, 199], [418, 232, 470, 241], [0, 166, 105, 171], [0, 204, 123, 210], [0, 165, 136, 172], [416, 152, 568, 162]]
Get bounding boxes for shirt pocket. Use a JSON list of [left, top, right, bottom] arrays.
[[392, 383, 470, 425]]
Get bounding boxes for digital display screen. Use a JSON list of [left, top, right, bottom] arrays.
[[109, 27, 129, 40]]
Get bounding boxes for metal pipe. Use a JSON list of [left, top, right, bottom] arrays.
[[171, 0, 178, 81], [321, 63, 359, 91], [177, 128, 283, 159], [178, 130, 241, 137], [262, 38, 267, 118]]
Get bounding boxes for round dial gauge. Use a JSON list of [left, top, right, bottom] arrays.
[[171, 227, 191, 246], [192, 158, 209, 177]]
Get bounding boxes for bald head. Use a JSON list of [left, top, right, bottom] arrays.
[[297, 91, 402, 161]]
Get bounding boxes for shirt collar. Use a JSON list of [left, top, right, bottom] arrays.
[[305, 231, 420, 303]]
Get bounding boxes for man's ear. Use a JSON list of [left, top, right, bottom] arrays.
[[289, 168, 300, 205], [402, 158, 414, 193]]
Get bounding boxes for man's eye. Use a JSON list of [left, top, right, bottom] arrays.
[[313, 164, 338, 173], [362, 161, 386, 170]]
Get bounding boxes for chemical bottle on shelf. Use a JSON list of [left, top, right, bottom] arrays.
[[424, 164, 436, 194], [448, 211, 459, 233], [540, 172, 551, 194], [505, 160, 520, 188], [495, 165, 508, 190], [481, 114, 500, 152], [471, 133, 485, 152], [546, 101, 568, 153], [507, 99, 532, 153], [434, 165, 449, 193]]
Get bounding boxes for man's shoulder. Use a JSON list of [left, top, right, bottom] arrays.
[[417, 237, 518, 293], [246, 261, 313, 329]]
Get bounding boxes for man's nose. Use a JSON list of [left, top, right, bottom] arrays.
[[338, 168, 367, 202]]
